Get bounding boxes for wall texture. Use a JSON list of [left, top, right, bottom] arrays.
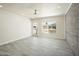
[[31, 15, 65, 39], [0, 9, 32, 45], [65, 3, 79, 55]]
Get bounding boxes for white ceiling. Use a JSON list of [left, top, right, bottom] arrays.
[[0, 3, 70, 18]]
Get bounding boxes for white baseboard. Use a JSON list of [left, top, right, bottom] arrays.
[[0, 35, 31, 46]]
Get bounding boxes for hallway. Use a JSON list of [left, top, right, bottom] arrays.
[[0, 37, 73, 56]]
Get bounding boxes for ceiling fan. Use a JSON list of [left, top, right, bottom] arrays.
[[34, 9, 37, 15]]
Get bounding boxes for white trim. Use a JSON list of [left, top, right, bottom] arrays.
[[0, 35, 31, 46], [65, 3, 72, 15]]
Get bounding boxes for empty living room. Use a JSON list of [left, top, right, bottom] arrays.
[[0, 1, 79, 57]]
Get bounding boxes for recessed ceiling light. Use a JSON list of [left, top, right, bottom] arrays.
[[0, 5, 3, 7], [57, 6, 61, 8]]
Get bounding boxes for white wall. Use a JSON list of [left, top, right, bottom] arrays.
[[0, 9, 32, 45], [31, 15, 65, 39]]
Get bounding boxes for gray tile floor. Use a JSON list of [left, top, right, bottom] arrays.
[[0, 36, 73, 56]]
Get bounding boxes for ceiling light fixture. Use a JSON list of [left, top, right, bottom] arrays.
[[0, 5, 3, 7]]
